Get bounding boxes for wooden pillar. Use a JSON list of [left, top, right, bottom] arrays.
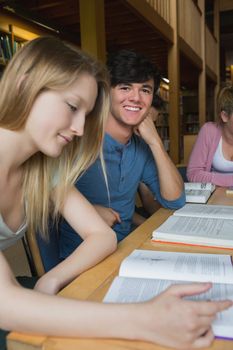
[[214, 0, 220, 121], [198, 0, 206, 127], [79, 0, 106, 62], [168, 0, 180, 164]]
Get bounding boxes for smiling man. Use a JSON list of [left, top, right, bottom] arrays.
[[59, 50, 185, 258]]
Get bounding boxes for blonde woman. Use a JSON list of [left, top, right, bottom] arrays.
[[0, 37, 231, 350], [187, 86, 233, 186]]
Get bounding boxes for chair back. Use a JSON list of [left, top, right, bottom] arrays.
[[26, 223, 61, 277]]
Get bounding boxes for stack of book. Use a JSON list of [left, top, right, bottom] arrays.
[[184, 182, 216, 203], [152, 204, 233, 249]]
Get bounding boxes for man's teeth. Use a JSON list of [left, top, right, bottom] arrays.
[[125, 106, 140, 111]]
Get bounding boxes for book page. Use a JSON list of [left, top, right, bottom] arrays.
[[103, 277, 233, 339], [104, 276, 233, 303], [104, 276, 170, 303], [174, 203, 233, 219], [153, 216, 233, 250], [119, 250, 233, 284]]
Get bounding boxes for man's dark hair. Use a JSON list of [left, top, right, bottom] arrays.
[[107, 49, 161, 92]]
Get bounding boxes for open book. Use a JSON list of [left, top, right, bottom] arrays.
[[104, 249, 233, 339], [184, 182, 215, 203], [152, 204, 233, 249]]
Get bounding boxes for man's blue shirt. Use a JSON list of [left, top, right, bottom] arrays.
[[59, 133, 185, 259]]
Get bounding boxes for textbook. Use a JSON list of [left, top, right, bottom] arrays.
[[152, 204, 233, 249], [184, 182, 216, 203], [104, 249, 233, 339]]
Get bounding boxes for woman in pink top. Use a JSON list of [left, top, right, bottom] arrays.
[[187, 86, 233, 187]]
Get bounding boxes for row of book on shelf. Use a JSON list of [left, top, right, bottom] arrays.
[[104, 182, 233, 340], [0, 33, 25, 64], [152, 203, 233, 249]]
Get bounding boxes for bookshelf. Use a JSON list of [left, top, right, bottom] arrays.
[[0, 30, 25, 64], [0, 29, 30, 79], [154, 84, 199, 160], [0, 20, 39, 79], [0, 8, 57, 74], [156, 105, 169, 151], [182, 91, 199, 135], [156, 82, 170, 152]]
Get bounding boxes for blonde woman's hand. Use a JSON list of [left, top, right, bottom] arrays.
[[137, 283, 232, 349]]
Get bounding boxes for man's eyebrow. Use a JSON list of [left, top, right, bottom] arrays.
[[142, 84, 153, 91]]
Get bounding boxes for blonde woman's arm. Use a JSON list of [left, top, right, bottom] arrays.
[[0, 255, 231, 349], [34, 186, 117, 294]]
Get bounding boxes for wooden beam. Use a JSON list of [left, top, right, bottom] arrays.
[[214, 0, 220, 121], [219, 0, 233, 11], [79, 0, 106, 62], [125, 0, 174, 44], [179, 37, 203, 70], [0, 8, 59, 38], [29, 1, 65, 11], [0, 6, 79, 45], [168, 0, 180, 164], [198, 0, 206, 128]]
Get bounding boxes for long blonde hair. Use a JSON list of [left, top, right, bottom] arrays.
[[0, 36, 109, 237]]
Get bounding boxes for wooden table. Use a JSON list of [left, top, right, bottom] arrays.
[[7, 187, 233, 350]]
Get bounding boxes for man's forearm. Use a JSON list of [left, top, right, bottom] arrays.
[[150, 142, 184, 200]]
